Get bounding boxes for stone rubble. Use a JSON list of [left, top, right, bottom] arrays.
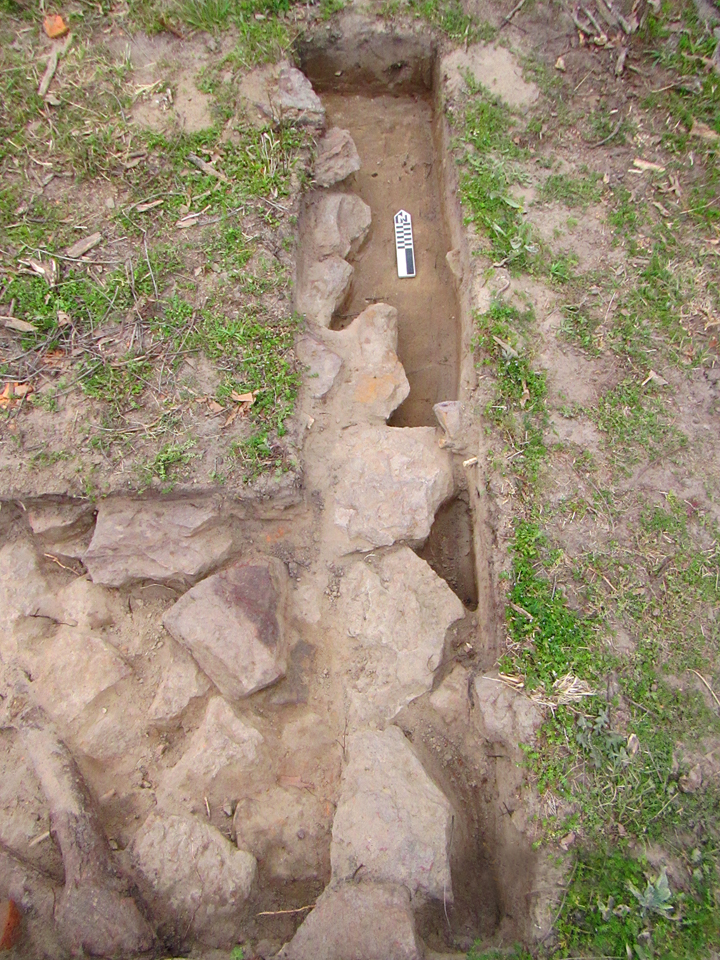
[[277, 882, 422, 960], [158, 697, 264, 808], [295, 254, 353, 329], [326, 303, 410, 422], [305, 192, 371, 261], [295, 335, 343, 399], [313, 127, 362, 187], [331, 726, 454, 902], [163, 557, 288, 701], [84, 498, 233, 587], [339, 547, 464, 726], [148, 639, 212, 722], [130, 812, 257, 947], [330, 425, 454, 552]]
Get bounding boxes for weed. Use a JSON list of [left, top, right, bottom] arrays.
[[142, 439, 197, 484], [591, 379, 686, 473], [548, 252, 578, 285], [458, 84, 535, 267], [406, 0, 495, 40], [538, 170, 603, 208]]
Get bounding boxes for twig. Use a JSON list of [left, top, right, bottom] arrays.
[[187, 153, 228, 182], [692, 669, 720, 710], [256, 904, 315, 917], [588, 118, 623, 148], [499, 0, 528, 28], [38, 48, 59, 98]]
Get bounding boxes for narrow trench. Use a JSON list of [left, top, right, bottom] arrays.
[[318, 90, 460, 428]]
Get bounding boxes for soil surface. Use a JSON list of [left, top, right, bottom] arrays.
[[324, 92, 460, 427]]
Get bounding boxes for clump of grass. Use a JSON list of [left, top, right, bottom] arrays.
[[458, 84, 535, 268], [538, 170, 603, 208], [405, 0, 495, 40], [591, 379, 686, 473], [142, 440, 198, 484]]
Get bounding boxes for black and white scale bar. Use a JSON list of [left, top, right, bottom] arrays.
[[394, 209, 416, 278]]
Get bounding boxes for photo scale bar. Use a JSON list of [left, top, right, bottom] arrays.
[[394, 209, 416, 278]]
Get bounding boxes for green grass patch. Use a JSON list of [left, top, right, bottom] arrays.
[[591, 379, 686, 473], [458, 84, 535, 268], [538, 170, 603, 208]]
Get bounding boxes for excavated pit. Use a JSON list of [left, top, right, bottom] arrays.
[[0, 27, 546, 960]]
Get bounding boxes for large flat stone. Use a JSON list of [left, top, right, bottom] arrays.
[[148, 641, 212, 722], [328, 303, 409, 423], [331, 727, 453, 902], [84, 498, 233, 587], [163, 557, 287, 701], [313, 127, 361, 187], [331, 425, 453, 551], [19, 625, 130, 728], [296, 255, 353, 328], [339, 548, 464, 726], [158, 697, 263, 806], [131, 812, 256, 947], [277, 64, 325, 127], [296, 335, 342, 399], [473, 675, 543, 745], [306, 192, 371, 260], [278, 882, 421, 960]]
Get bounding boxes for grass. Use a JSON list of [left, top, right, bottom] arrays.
[[538, 170, 604, 208], [458, 83, 536, 268]]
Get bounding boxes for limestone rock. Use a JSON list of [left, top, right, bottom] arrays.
[[330, 303, 409, 422], [131, 812, 256, 947], [233, 786, 329, 881], [296, 335, 342, 399], [306, 193, 371, 260], [278, 882, 421, 960], [239, 61, 324, 129], [314, 127, 361, 187], [149, 642, 212, 722], [339, 548, 464, 725], [21, 626, 130, 728], [163, 558, 288, 701], [473, 675, 543, 744], [433, 400, 464, 448], [331, 425, 453, 551], [277, 64, 325, 127], [84, 498, 233, 587], [331, 727, 453, 901], [158, 697, 263, 805], [56, 576, 117, 631], [296, 255, 353, 328], [26, 501, 95, 543]]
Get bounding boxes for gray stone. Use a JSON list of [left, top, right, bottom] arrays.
[[149, 641, 212, 722], [296, 335, 342, 399], [314, 127, 361, 187], [296, 255, 353, 328], [433, 400, 464, 447], [331, 425, 453, 551], [26, 501, 95, 543], [473, 674, 543, 744], [131, 812, 256, 947], [158, 697, 263, 805], [163, 558, 288, 701], [339, 548, 464, 726], [278, 882, 421, 960], [331, 727, 453, 901], [329, 303, 409, 423], [277, 64, 325, 127], [306, 193, 371, 260], [21, 625, 130, 728], [84, 498, 233, 587]]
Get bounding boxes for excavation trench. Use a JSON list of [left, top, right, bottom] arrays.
[[0, 28, 542, 960]]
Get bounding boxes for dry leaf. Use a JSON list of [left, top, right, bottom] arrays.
[[633, 158, 665, 173], [690, 119, 719, 142], [57, 310, 71, 327], [65, 232, 102, 259], [641, 369, 668, 387], [43, 14, 69, 38], [208, 400, 223, 413], [0, 317, 38, 333], [0, 382, 33, 407], [519, 380, 530, 409], [555, 56, 566, 72], [231, 391, 255, 404], [223, 407, 240, 429]]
